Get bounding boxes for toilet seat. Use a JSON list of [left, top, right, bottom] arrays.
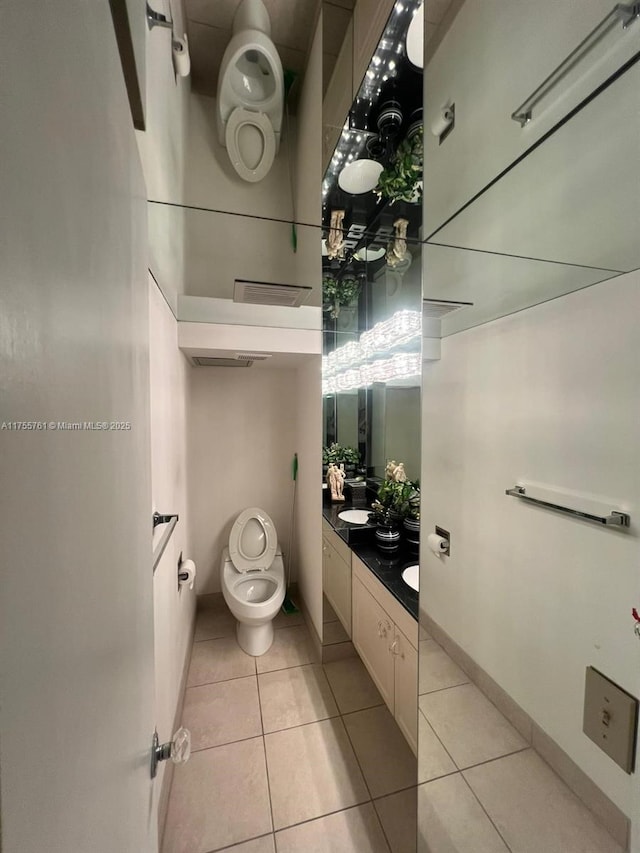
[[228, 507, 277, 573], [225, 108, 276, 183]]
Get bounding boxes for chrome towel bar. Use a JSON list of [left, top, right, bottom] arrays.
[[511, 2, 640, 126], [505, 486, 630, 527]]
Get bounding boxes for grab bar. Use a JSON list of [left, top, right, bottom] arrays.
[[511, 3, 640, 126], [505, 486, 630, 527]]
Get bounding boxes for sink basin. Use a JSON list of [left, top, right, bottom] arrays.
[[338, 509, 371, 525], [402, 565, 419, 592]]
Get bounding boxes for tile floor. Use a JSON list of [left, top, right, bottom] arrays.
[[163, 598, 624, 853], [163, 594, 416, 853], [415, 635, 624, 853]]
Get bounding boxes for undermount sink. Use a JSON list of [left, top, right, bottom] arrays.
[[338, 509, 371, 525], [402, 565, 419, 592]]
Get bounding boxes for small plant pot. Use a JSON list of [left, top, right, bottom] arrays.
[[375, 523, 401, 554], [403, 517, 420, 551]]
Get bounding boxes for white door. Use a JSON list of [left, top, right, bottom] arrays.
[[0, 2, 156, 851]]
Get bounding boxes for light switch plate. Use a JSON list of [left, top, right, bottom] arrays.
[[583, 667, 638, 773]]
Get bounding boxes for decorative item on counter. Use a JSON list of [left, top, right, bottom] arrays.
[[375, 125, 423, 205], [375, 522, 401, 554], [322, 275, 361, 319], [386, 218, 409, 268], [326, 209, 346, 259], [327, 463, 346, 502], [633, 607, 640, 639], [371, 460, 420, 553]]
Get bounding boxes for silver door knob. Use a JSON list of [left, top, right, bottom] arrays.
[[151, 726, 191, 778]]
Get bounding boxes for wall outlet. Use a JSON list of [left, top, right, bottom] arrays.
[[583, 667, 638, 773]]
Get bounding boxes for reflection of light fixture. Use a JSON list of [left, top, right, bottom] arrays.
[[360, 309, 421, 358], [405, 2, 423, 69], [354, 246, 386, 262], [323, 309, 421, 384], [323, 352, 421, 394], [338, 159, 383, 194]]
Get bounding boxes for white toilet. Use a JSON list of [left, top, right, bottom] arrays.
[[220, 507, 285, 656], [216, 0, 284, 183]]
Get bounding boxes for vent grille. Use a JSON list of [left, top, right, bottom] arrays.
[[234, 279, 312, 307], [193, 357, 253, 367], [235, 353, 272, 361], [423, 298, 474, 319]]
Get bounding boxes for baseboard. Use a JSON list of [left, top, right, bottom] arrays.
[[421, 611, 630, 850]]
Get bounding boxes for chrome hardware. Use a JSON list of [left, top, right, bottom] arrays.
[[152, 512, 179, 574], [512, 3, 640, 126], [506, 486, 630, 527], [146, 2, 173, 31], [151, 727, 191, 779], [377, 619, 391, 638]]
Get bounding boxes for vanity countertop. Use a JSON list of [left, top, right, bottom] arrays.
[[322, 505, 419, 621]]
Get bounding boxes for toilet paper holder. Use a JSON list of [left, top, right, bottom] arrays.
[[435, 525, 451, 556]]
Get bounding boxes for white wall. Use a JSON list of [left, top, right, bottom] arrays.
[[148, 277, 195, 835], [294, 359, 323, 638], [188, 367, 300, 593], [420, 271, 640, 822], [0, 1, 155, 849]]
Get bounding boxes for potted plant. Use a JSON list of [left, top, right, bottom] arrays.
[[370, 462, 420, 552], [322, 275, 361, 319], [375, 125, 423, 205], [322, 443, 360, 477]]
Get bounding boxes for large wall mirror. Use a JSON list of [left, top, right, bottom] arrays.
[[321, 0, 639, 848]]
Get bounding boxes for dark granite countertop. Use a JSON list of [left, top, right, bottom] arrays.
[[322, 504, 419, 621]]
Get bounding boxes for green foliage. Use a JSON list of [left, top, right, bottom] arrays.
[[371, 471, 420, 523], [323, 443, 360, 466], [322, 276, 361, 319], [375, 126, 423, 205]]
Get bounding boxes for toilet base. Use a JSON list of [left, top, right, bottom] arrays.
[[236, 619, 275, 656]]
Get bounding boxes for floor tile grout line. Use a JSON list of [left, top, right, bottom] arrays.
[[418, 678, 471, 698], [188, 656, 319, 690], [417, 706, 460, 771], [458, 744, 532, 773], [271, 797, 376, 836], [203, 830, 275, 853], [254, 668, 277, 836], [369, 798, 395, 853], [371, 791, 412, 853], [193, 621, 305, 644], [458, 771, 515, 853]]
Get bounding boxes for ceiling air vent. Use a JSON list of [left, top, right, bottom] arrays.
[[234, 279, 312, 308], [192, 357, 253, 367], [422, 298, 474, 319], [235, 353, 272, 361]]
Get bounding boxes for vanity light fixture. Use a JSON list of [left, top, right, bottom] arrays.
[[323, 351, 421, 394], [324, 309, 421, 378]]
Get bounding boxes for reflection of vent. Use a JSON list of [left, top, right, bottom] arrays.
[[235, 353, 272, 361], [234, 279, 312, 307], [422, 298, 473, 319], [193, 357, 253, 367]]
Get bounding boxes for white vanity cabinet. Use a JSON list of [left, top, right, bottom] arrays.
[[352, 555, 418, 754], [322, 521, 352, 637]]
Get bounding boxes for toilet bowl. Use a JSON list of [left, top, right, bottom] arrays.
[[220, 507, 285, 655], [216, 0, 284, 183]]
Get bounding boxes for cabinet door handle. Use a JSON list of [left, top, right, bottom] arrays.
[[389, 639, 398, 655], [377, 619, 390, 638]]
